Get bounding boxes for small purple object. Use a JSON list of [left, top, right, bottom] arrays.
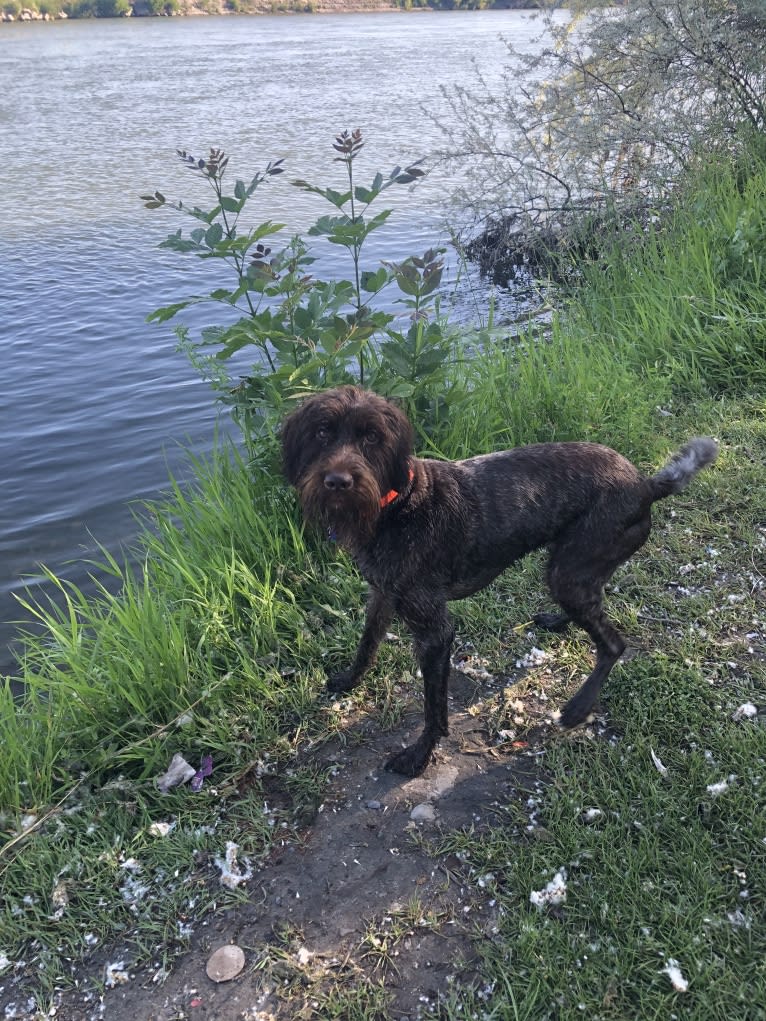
[[190, 754, 213, 792]]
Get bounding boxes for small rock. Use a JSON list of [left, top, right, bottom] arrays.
[[206, 944, 245, 983], [410, 803, 436, 823]]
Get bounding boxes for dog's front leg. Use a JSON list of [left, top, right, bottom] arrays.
[[327, 586, 394, 694], [385, 599, 454, 777]]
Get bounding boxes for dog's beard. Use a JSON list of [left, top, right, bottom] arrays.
[[298, 470, 382, 550]]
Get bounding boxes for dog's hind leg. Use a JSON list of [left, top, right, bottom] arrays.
[[385, 597, 454, 777], [557, 596, 625, 727], [327, 586, 394, 693], [547, 514, 651, 726]]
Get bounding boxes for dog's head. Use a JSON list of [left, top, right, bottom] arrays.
[[281, 386, 414, 546]]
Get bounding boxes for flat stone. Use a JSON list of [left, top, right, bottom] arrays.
[[206, 944, 245, 983]]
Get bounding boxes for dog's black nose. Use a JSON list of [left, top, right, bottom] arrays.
[[324, 471, 353, 491]]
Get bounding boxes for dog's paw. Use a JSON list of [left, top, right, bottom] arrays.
[[533, 611, 571, 634], [384, 739, 435, 778], [559, 694, 595, 729], [326, 668, 360, 694]]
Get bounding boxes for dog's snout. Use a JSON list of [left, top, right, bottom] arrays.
[[324, 470, 353, 492]]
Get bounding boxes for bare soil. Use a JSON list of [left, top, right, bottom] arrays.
[[41, 671, 550, 1021]]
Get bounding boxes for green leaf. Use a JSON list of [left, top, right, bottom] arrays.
[[380, 341, 414, 377], [363, 310, 395, 330], [419, 264, 444, 297], [292, 181, 351, 209], [242, 221, 286, 243], [146, 300, 192, 323], [293, 307, 315, 332], [416, 348, 448, 374], [393, 264, 421, 297], [308, 214, 352, 237], [270, 333, 306, 355], [216, 335, 253, 360], [185, 205, 215, 224], [247, 261, 276, 284], [159, 235, 204, 254], [200, 325, 227, 345], [324, 187, 352, 208], [205, 223, 224, 248], [354, 185, 376, 204], [384, 381, 415, 398], [360, 267, 390, 292], [140, 190, 166, 208], [220, 195, 243, 214], [367, 209, 392, 230], [340, 337, 366, 359]]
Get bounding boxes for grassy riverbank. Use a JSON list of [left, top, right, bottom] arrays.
[[1, 147, 765, 1017]]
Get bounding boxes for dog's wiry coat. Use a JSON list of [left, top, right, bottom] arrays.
[[281, 386, 718, 777]]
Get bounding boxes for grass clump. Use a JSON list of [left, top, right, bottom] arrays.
[[570, 143, 766, 397], [0, 448, 339, 812]]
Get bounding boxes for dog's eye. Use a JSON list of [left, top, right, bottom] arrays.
[[364, 430, 380, 445], [316, 425, 332, 441]]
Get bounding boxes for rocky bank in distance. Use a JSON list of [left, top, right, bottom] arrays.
[[2, 0, 534, 22]]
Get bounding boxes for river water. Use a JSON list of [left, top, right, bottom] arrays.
[[0, 10, 546, 676]]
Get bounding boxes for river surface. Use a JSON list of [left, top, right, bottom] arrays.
[[0, 10, 548, 676]]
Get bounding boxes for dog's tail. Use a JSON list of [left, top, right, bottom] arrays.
[[650, 437, 719, 501]]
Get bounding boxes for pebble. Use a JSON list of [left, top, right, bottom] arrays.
[[410, 803, 436, 823]]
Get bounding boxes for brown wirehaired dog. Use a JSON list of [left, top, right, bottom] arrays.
[[281, 386, 718, 777]]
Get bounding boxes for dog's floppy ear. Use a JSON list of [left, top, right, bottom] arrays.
[[280, 398, 314, 487]]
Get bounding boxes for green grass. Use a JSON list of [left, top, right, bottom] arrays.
[[0, 448, 364, 813], [1, 140, 766, 1013], [569, 146, 766, 397], [421, 396, 766, 1020]]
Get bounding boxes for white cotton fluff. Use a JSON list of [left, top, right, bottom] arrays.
[[530, 869, 567, 909]]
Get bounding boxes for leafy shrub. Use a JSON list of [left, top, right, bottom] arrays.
[[143, 131, 465, 443], [65, 0, 130, 15], [440, 0, 766, 264]]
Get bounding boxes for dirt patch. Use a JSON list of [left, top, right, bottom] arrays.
[[7, 671, 554, 1021]]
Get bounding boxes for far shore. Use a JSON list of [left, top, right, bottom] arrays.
[[2, 1, 535, 24]]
